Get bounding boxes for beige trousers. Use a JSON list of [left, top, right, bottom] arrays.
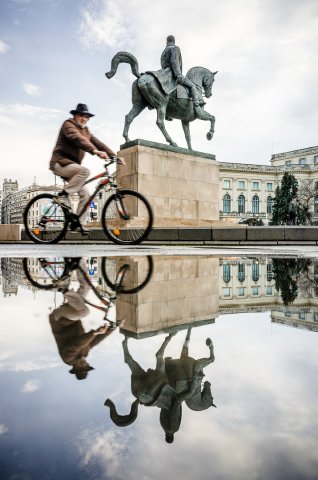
[[53, 162, 90, 223]]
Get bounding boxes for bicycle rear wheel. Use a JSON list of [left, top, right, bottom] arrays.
[[101, 189, 153, 245], [101, 256, 153, 294], [23, 193, 68, 244], [23, 257, 67, 289]]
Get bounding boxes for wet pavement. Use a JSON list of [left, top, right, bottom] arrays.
[[0, 252, 318, 480]]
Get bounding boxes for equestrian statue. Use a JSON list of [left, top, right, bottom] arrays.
[[105, 35, 218, 150]]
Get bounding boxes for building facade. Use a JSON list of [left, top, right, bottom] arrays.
[[219, 145, 318, 223]]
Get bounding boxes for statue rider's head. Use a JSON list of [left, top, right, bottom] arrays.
[[166, 35, 175, 45]]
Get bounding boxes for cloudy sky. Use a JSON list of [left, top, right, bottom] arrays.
[[0, 0, 318, 187]]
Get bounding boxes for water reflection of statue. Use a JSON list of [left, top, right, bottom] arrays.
[[49, 260, 110, 380], [105, 328, 216, 443]]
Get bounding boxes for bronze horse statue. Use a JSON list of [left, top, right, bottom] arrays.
[[106, 52, 217, 150]]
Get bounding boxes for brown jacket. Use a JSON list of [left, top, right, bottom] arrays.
[[50, 118, 116, 170]]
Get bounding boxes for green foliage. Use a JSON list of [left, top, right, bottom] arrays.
[[272, 258, 311, 305], [272, 172, 298, 225]]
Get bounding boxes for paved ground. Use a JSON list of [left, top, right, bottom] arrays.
[[1, 244, 318, 258]]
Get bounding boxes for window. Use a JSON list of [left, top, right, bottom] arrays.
[[238, 195, 246, 214], [285, 311, 291, 317], [223, 288, 231, 297], [223, 180, 231, 189], [252, 262, 259, 282], [267, 196, 273, 214], [285, 160, 292, 166], [252, 195, 259, 214], [299, 157, 307, 165], [267, 263, 273, 282], [252, 181, 260, 190], [314, 312, 318, 322], [223, 264, 231, 283], [298, 312, 305, 320], [314, 196, 318, 214], [238, 263, 245, 282], [266, 286, 273, 295], [267, 182, 273, 191], [251, 287, 259, 296], [238, 180, 245, 190], [314, 155, 318, 165], [237, 287, 245, 296], [223, 194, 231, 213]]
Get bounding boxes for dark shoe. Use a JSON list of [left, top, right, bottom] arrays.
[[70, 225, 90, 235]]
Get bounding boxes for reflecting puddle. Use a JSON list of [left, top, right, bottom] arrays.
[[0, 255, 318, 480]]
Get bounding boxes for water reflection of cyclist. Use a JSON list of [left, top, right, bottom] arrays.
[[49, 259, 110, 380], [49, 103, 120, 232]]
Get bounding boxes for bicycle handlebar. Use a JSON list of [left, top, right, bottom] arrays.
[[104, 156, 126, 168]]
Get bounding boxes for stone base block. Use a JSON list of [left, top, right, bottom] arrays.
[[118, 139, 219, 227], [0, 224, 22, 241]]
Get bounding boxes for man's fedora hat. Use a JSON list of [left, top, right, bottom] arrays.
[[70, 103, 95, 117]]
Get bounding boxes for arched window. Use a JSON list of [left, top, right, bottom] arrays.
[[237, 263, 245, 282], [223, 194, 231, 213], [252, 195, 259, 214], [314, 195, 318, 214], [267, 196, 273, 214], [252, 261, 260, 282], [223, 264, 231, 283], [238, 195, 246, 214]]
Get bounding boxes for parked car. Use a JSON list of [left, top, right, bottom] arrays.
[[238, 217, 264, 226]]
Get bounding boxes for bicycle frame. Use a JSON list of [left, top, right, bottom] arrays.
[[76, 160, 118, 220]]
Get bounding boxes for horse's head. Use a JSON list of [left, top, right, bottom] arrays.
[[203, 70, 218, 98]]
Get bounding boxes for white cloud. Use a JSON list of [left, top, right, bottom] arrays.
[[77, 428, 131, 479], [0, 358, 60, 372], [22, 82, 42, 96], [0, 424, 9, 435], [0, 40, 10, 55], [21, 379, 40, 393], [0, 103, 63, 119], [79, 0, 132, 49]]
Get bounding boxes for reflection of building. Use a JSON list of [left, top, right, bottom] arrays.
[[219, 257, 318, 332], [219, 145, 318, 223]]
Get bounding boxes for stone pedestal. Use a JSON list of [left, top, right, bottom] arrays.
[[117, 139, 219, 227], [116, 256, 220, 337]]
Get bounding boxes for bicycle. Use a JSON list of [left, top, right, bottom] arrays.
[[23, 157, 153, 245], [23, 256, 153, 322], [23, 256, 153, 294]]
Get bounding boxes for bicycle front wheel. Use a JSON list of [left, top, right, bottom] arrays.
[[23, 193, 68, 244], [101, 256, 153, 294], [101, 189, 153, 245]]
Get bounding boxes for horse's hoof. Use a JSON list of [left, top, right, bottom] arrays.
[[170, 142, 178, 147], [206, 132, 213, 141]]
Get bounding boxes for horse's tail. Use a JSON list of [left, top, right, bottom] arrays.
[[105, 51, 140, 79]]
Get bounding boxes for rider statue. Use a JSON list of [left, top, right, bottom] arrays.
[[159, 35, 205, 108]]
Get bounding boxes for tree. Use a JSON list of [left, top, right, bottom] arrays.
[[296, 179, 318, 225], [272, 172, 298, 225]]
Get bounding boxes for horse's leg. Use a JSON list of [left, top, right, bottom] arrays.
[[195, 108, 216, 140], [180, 327, 192, 359], [155, 333, 175, 372], [193, 338, 215, 372], [123, 81, 147, 143], [156, 106, 178, 147], [122, 336, 146, 377], [181, 121, 192, 150]]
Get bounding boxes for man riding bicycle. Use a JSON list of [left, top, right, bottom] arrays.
[[50, 103, 121, 233]]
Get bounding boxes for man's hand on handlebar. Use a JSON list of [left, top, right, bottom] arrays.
[[93, 150, 109, 159]]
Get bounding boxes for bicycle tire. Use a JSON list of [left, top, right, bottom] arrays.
[[101, 189, 153, 245], [23, 257, 67, 289], [101, 256, 153, 294], [23, 193, 68, 244]]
